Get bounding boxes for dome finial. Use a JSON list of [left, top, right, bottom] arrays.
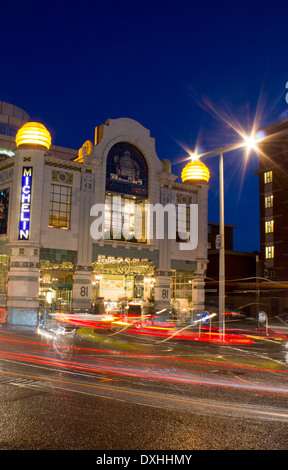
[[181, 158, 210, 184], [16, 122, 51, 149]]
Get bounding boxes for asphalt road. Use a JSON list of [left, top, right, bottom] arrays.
[[1, 321, 288, 457]]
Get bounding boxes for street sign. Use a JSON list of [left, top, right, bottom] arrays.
[[201, 312, 210, 324], [258, 311, 267, 324], [258, 311, 268, 336], [215, 234, 222, 249]]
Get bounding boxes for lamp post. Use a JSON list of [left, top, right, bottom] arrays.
[[191, 133, 261, 339], [219, 148, 225, 338]]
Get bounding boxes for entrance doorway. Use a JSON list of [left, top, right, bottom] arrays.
[[92, 256, 155, 303], [39, 262, 73, 312]]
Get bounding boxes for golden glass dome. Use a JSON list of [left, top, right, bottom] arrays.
[[16, 122, 51, 149], [181, 159, 210, 184]]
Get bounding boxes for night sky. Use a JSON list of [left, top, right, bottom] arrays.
[[1, 0, 288, 253]]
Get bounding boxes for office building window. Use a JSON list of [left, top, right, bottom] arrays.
[[267, 270, 275, 278], [264, 171, 273, 184], [265, 195, 273, 208], [49, 184, 71, 229], [265, 245, 274, 259], [265, 220, 274, 233], [0, 123, 18, 137]]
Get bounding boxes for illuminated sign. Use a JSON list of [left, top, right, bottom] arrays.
[[19, 167, 33, 240]]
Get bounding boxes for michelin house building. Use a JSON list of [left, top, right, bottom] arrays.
[[0, 101, 210, 325]]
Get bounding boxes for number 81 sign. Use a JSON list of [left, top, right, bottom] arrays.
[[162, 289, 169, 299], [80, 286, 89, 297]]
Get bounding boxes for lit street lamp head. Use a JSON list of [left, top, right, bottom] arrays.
[[190, 152, 200, 161], [242, 132, 262, 154]]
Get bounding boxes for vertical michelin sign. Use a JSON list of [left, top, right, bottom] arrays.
[[19, 167, 33, 240]]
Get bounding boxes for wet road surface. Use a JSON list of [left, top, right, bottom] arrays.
[[1, 323, 288, 454]]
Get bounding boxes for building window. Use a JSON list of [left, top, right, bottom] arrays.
[[0, 254, 8, 294], [176, 205, 191, 242], [171, 273, 194, 299], [0, 188, 9, 234], [265, 220, 274, 233], [106, 142, 148, 198], [265, 245, 274, 259], [264, 171, 273, 184], [265, 195, 273, 208], [267, 270, 275, 278], [49, 184, 71, 229], [104, 194, 146, 242], [0, 123, 18, 137]]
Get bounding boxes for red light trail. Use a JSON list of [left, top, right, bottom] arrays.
[[1, 332, 288, 397]]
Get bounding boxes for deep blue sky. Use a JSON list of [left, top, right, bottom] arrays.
[[1, 0, 288, 252]]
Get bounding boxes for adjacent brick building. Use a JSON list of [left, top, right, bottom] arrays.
[[255, 117, 288, 316]]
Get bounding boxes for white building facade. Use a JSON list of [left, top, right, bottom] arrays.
[[0, 102, 210, 325]]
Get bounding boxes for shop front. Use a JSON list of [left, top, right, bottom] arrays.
[[39, 261, 73, 312], [92, 255, 155, 303]]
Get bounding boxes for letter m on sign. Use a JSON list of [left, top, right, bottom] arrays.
[[23, 168, 32, 176]]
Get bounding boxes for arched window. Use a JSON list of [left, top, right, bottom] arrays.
[[106, 142, 148, 198], [105, 143, 148, 242]]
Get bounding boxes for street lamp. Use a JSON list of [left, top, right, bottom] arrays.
[[191, 132, 262, 339]]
